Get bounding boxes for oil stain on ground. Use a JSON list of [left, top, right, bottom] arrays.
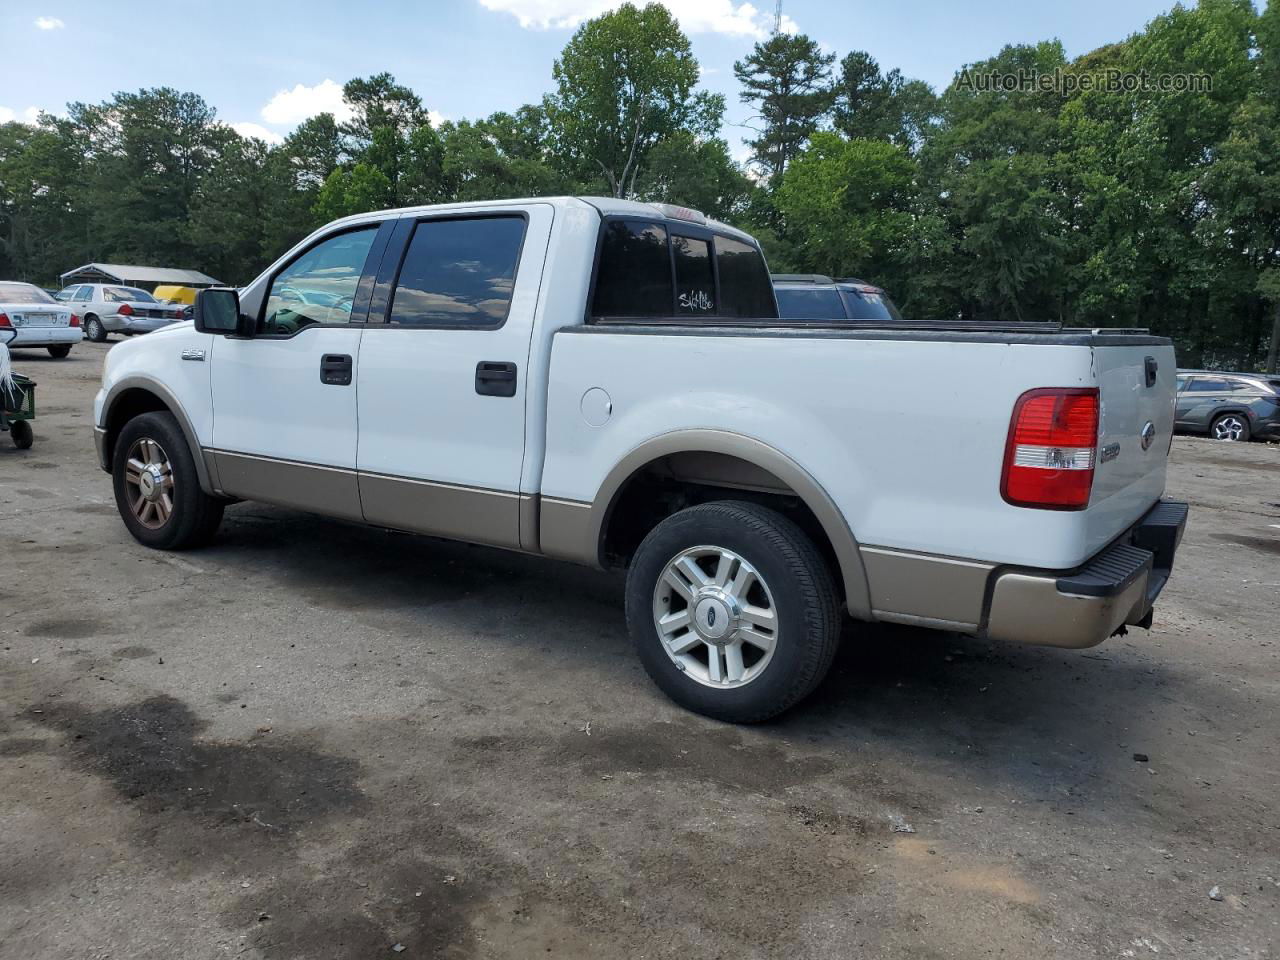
[[27, 696, 367, 833]]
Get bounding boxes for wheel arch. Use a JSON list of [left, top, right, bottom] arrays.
[[101, 377, 215, 494], [546, 430, 872, 618]]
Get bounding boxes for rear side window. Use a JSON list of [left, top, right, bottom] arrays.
[[673, 235, 715, 315], [389, 216, 526, 328], [593, 220, 672, 318], [775, 287, 846, 319], [840, 287, 903, 322], [1188, 378, 1228, 392], [715, 236, 776, 318]]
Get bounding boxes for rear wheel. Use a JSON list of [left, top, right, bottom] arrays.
[[10, 420, 33, 449], [625, 500, 841, 723], [84, 315, 107, 343], [112, 411, 223, 549], [1211, 413, 1250, 442], [47, 344, 72, 359]]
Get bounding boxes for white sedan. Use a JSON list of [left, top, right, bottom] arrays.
[[54, 283, 186, 343], [0, 282, 80, 358]]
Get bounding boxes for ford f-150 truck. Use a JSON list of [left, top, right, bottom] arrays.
[[93, 197, 1188, 721]]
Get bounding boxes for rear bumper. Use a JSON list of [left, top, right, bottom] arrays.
[[7, 327, 81, 346], [984, 500, 1189, 648], [119, 318, 177, 335]]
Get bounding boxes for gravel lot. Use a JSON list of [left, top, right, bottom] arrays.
[[2, 340, 1278, 960]]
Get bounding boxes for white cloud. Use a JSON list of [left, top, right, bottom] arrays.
[[230, 121, 285, 144], [260, 79, 353, 126], [0, 106, 45, 125], [34, 16, 65, 30], [427, 110, 448, 128], [477, 0, 796, 39]]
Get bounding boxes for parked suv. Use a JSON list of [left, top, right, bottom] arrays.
[[772, 274, 904, 322], [1174, 371, 1280, 442], [54, 283, 186, 342], [93, 197, 1186, 722]]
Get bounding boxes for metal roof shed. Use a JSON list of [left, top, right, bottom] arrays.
[[58, 263, 223, 289]]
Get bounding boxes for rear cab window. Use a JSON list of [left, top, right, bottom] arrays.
[[590, 218, 776, 321]]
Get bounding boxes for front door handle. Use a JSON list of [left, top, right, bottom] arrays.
[[320, 353, 353, 386], [475, 361, 517, 397]]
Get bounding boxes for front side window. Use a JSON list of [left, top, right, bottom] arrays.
[[388, 217, 526, 328], [593, 220, 672, 318], [715, 236, 776, 318], [263, 227, 378, 333], [672, 235, 715, 315]]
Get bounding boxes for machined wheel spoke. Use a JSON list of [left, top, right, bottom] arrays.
[[723, 642, 746, 683], [674, 555, 712, 590], [706, 643, 724, 683], [126, 458, 146, 484], [657, 608, 691, 635], [666, 630, 702, 656], [741, 604, 776, 630], [662, 568, 696, 603], [157, 493, 172, 522], [727, 563, 755, 600], [738, 626, 776, 654]]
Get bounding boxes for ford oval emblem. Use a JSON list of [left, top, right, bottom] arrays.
[[707, 607, 717, 627], [1140, 420, 1156, 451]]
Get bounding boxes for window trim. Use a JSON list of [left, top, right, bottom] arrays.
[[254, 221, 389, 339], [372, 211, 531, 332]]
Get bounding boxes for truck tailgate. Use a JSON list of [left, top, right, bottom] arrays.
[[1086, 343, 1177, 557]]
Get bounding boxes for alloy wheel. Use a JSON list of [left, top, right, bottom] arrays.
[[1212, 415, 1246, 441], [652, 545, 779, 688], [123, 437, 175, 529]]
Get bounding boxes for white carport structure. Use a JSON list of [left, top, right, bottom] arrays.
[[58, 263, 223, 290]]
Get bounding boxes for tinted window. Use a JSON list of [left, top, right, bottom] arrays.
[[841, 287, 903, 321], [673, 235, 715, 315], [593, 220, 672, 318], [263, 227, 378, 333], [1188, 378, 1228, 392], [715, 236, 776, 318], [775, 287, 847, 319], [0, 283, 55, 304], [1228, 378, 1259, 393], [389, 217, 526, 327]]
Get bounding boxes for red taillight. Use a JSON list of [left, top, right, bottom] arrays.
[[0, 312, 10, 328], [118, 303, 133, 316], [1001, 388, 1100, 510], [69, 313, 80, 327]]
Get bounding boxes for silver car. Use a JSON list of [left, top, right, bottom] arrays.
[[54, 283, 186, 343]]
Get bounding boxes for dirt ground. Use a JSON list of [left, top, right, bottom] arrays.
[[1, 339, 1277, 960]]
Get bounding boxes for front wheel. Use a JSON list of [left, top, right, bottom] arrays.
[[1211, 413, 1250, 442], [84, 316, 107, 343], [112, 411, 224, 549], [47, 344, 72, 359], [625, 501, 841, 723]]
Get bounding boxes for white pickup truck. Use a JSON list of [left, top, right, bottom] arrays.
[[93, 196, 1188, 721]]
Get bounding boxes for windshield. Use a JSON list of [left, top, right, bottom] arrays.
[[104, 286, 157, 303], [840, 286, 904, 321], [0, 283, 56, 304]]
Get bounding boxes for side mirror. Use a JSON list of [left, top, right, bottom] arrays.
[[194, 288, 252, 337]]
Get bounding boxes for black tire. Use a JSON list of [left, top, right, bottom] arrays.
[[625, 500, 841, 723], [47, 344, 72, 359], [10, 420, 33, 449], [112, 411, 223, 550], [1210, 412, 1250, 442], [84, 315, 107, 343]]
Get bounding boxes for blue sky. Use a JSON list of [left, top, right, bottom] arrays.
[[1, 0, 1189, 158]]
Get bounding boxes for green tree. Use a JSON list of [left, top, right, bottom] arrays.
[[313, 163, 394, 222], [632, 131, 754, 222], [734, 33, 835, 182], [833, 52, 937, 150], [546, 2, 722, 197]]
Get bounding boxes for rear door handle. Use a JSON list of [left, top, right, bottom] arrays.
[[320, 353, 353, 386], [475, 361, 517, 397]]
